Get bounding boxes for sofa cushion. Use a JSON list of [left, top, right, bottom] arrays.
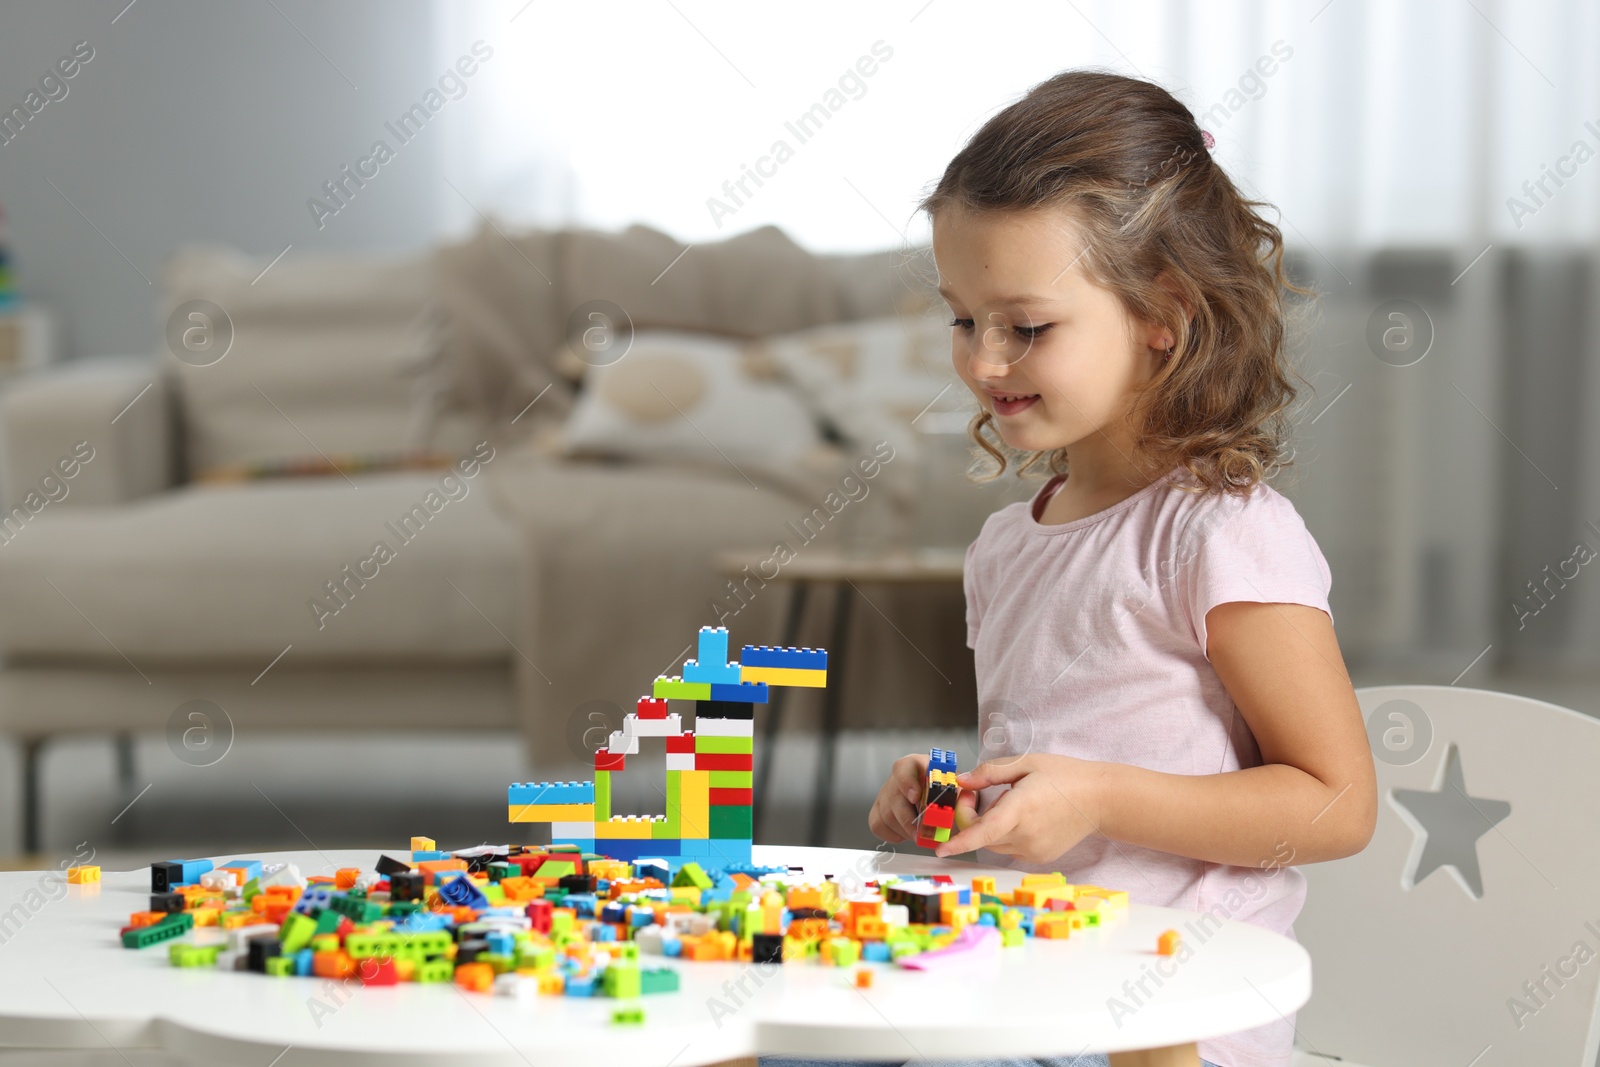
[[160, 244, 486, 479], [0, 470, 521, 662]]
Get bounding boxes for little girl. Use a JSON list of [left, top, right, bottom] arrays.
[[861, 70, 1379, 1067]]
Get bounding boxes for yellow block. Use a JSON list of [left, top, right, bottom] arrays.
[[594, 817, 655, 840], [739, 665, 826, 687], [507, 803, 596, 823], [66, 865, 101, 884], [410, 837, 435, 852], [680, 770, 711, 838]]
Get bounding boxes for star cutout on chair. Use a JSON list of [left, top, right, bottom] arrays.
[[1392, 743, 1511, 898]]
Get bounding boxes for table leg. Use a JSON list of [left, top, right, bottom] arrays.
[[1108, 1044, 1201, 1066], [807, 581, 852, 847], [752, 581, 809, 840]]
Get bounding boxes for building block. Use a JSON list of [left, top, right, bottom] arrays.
[[695, 753, 753, 772], [549, 822, 597, 840], [595, 751, 625, 771], [665, 734, 696, 753], [605, 729, 639, 755], [739, 665, 826, 687], [696, 735, 754, 755], [629, 713, 684, 737], [683, 658, 743, 685], [929, 748, 959, 774], [694, 700, 754, 720], [709, 806, 753, 839], [680, 771, 711, 838], [1157, 929, 1182, 956], [665, 753, 696, 772], [594, 771, 612, 823], [739, 645, 827, 670], [508, 782, 596, 806], [710, 681, 768, 703], [694, 716, 755, 737], [708, 770, 753, 789], [594, 817, 657, 840], [653, 676, 712, 701], [709, 787, 753, 806], [698, 625, 731, 668], [67, 866, 100, 884], [410, 837, 435, 852], [637, 697, 669, 719], [507, 803, 596, 823]]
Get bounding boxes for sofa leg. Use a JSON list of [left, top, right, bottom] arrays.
[[21, 738, 44, 856]]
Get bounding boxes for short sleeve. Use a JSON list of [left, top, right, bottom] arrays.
[[1178, 487, 1333, 658], [963, 533, 985, 650]]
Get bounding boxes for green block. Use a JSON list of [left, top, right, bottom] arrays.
[[416, 958, 454, 983], [482, 884, 505, 905], [315, 910, 345, 935], [539, 860, 577, 880], [709, 806, 753, 839], [611, 1006, 646, 1025], [386, 900, 421, 916], [603, 962, 641, 999], [672, 862, 713, 890], [708, 770, 752, 788], [265, 955, 296, 976], [595, 770, 612, 824], [695, 735, 754, 754], [550, 911, 575, 938], [615, 942, 640, 961], [640, 967, 679, 995], [170, 942, 221, 968], [652, 676, 711, 700], [1001, 927, 1025, 947], [931, 825, 951, 843], [481, 952, 516, 974], [518, 944, 555, 971], [241, 878, 261, 902], [327, 895, 383, 923], [122, 914, 191, 949], [279, 912, 317, 953], [488, 862, 518, 883]]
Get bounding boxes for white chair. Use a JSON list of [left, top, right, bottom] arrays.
[[1292, 685, 1600, 1067]]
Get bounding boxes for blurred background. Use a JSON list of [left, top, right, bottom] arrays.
[[0, 0, 1596, 870]]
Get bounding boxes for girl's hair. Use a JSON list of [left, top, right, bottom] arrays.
[[918, 69, 1313, 495]]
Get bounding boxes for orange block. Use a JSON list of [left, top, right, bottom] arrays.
[[855, 916, 888, 941], [1157, 929, 1182, 956], [787, 886, 823, 910], [416, 859, 468, 885], [454, 962, 494, 992], [498, 877, 544, 902], [335, 868, 361, 889], [127, 911, 165, 928], [854, 969, 874, 989], [313, 950, 356, 978]]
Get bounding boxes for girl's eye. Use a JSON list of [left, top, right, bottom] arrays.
[[949, 317, 974, 331], [1014, 323, 1053, 339]]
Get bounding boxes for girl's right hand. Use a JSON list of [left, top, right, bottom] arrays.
[[867, 752, 930, 843]]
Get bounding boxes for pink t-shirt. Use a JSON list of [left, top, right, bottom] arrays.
[[963, 467, 1333, 1067]]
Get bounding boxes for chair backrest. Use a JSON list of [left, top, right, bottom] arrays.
[[1296, 685, 1600, 1066]]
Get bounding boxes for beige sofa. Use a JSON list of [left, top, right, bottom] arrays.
[[0, 222, 982, 851]]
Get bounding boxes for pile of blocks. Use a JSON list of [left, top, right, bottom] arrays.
[[509, 627, 826, 867], [915, 748, 961, 849], [118, 839, 1129, 997]]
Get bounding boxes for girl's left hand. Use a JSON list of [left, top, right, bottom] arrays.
[[936, 753, 1109, 863]]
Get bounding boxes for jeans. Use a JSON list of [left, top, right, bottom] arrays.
[[760, 1057, 1225, 1067]]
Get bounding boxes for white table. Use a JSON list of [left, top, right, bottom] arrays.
[[0, 846, 1310, 1067]]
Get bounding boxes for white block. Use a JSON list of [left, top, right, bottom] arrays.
[[550, 821, 594, 838], [631, 714, 683, 737], [199, 870, 238, 890], [227, 923, 281, 950], [665, 753, 696, 771], [606, 730, 640, 754], [494, 973, 536, 1000], [882, 904, 910, 927], [260, 862, 305, 889], [694, 717, 755, 737]]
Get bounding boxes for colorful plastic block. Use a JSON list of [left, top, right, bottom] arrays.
[[67, 865, 100, 884], [739, 665, 826, 687], [739, 644, 827, 670], [653, 676, 713, 701]]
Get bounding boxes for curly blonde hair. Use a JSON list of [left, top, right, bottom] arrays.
[[919, 69, 1314, 495]]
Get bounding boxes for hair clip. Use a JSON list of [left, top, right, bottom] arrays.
[[1200, 130, 1216, 151]]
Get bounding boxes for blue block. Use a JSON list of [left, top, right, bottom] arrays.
[[710, 681, 768, 703], [703, 839, 752, 867], [635, 859, 671, 882], [565, 893, 599, 918], [592, 840, 680, 862], [683, 659, 743, 685], [663, 937, 683, 958], [411, 850, 449, 862], [487, 931, 516, 955], [177, 859, 214, 886], [565, 974, 598, 996], [294, 948, 315, 975], [697, 626, 730, 668], [862, 940, 891, 962], [438, 873, 489, 909], [930, 747, 959, 774], [740, 645, 827, 670], [219, 859, 262, 882], [508, 780, 596, 806], [592, 924, 618, 942]]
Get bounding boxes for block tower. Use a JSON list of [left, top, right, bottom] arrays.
[[509, 626, 826, 869]]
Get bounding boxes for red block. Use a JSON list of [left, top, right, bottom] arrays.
[[527, 898, 553, 934], [709, 787, 753, 806], [695, 752, 753, 771], [595, 751, 626, 771], [666, 734, 697, 754], [359, 957, 398, 985], [637, 697, 669, 719], [921, 804, 954, 829]]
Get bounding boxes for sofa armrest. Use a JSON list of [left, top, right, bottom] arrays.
[[1, 356, 175, 508]]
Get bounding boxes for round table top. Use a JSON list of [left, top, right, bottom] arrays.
[[0, 845, 1310, 1066], [715, 548, 965, 583]]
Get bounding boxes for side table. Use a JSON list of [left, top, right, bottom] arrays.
[[714, 548, 964, 847]]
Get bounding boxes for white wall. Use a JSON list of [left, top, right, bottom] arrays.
[[0, 0, 443, 360]]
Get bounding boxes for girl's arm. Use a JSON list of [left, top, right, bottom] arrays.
[[939, 601, 1378, 868]]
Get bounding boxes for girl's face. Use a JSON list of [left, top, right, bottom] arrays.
[[932, 204, 1171, 459]]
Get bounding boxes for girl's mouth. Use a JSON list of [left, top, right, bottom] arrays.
[[989, 392, 1040, 417]]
